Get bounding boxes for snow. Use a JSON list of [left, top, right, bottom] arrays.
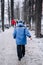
[[0, 27, 43, 65]]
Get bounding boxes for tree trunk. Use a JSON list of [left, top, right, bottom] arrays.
[[16, 2, 20, 20], [28, 0, 31, 29], [1, 0, 4, 31], [11, 0, 14, 20], [35, 0, 42, 37], [31, 0, 34, 22], [31, 0, 35, 30], [8, 0, 10, 27], [24, 0, 27, 22]]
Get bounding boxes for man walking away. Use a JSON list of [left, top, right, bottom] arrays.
[[13, 20, 32, 61]]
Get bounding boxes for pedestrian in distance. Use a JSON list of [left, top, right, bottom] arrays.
[[11, 18, 16, 27], [13, 20, 32, 61]]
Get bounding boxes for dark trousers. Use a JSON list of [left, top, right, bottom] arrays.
[[17, 45, 25, 59]]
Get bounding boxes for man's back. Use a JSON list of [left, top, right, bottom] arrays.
[[15, 27, 26, 45], [13, 20, 31, 45]]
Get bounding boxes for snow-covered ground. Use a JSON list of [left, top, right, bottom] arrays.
[[0, 27, 43, 65]]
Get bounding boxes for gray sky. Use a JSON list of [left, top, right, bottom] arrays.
[[5, 0, 24, 7], [14, 0, 24, 7], [5, 0, 24, 3], [15, 0, 24, 2]]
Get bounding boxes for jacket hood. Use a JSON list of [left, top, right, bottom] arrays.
[[17, 22, 24, 27]]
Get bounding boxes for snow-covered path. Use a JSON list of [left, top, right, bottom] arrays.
[[0, 27, 43, 65]]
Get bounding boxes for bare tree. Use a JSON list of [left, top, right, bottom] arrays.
[[8, 0, 10, 27], [1, 0, 4, 31], [16, 2, 20, 20], [35, 0, 42, 37], [23, 0, 27, 22], [11, 0, 14, 20]]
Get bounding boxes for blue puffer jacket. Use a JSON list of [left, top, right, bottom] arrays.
[[13, 22, 31, 45]]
